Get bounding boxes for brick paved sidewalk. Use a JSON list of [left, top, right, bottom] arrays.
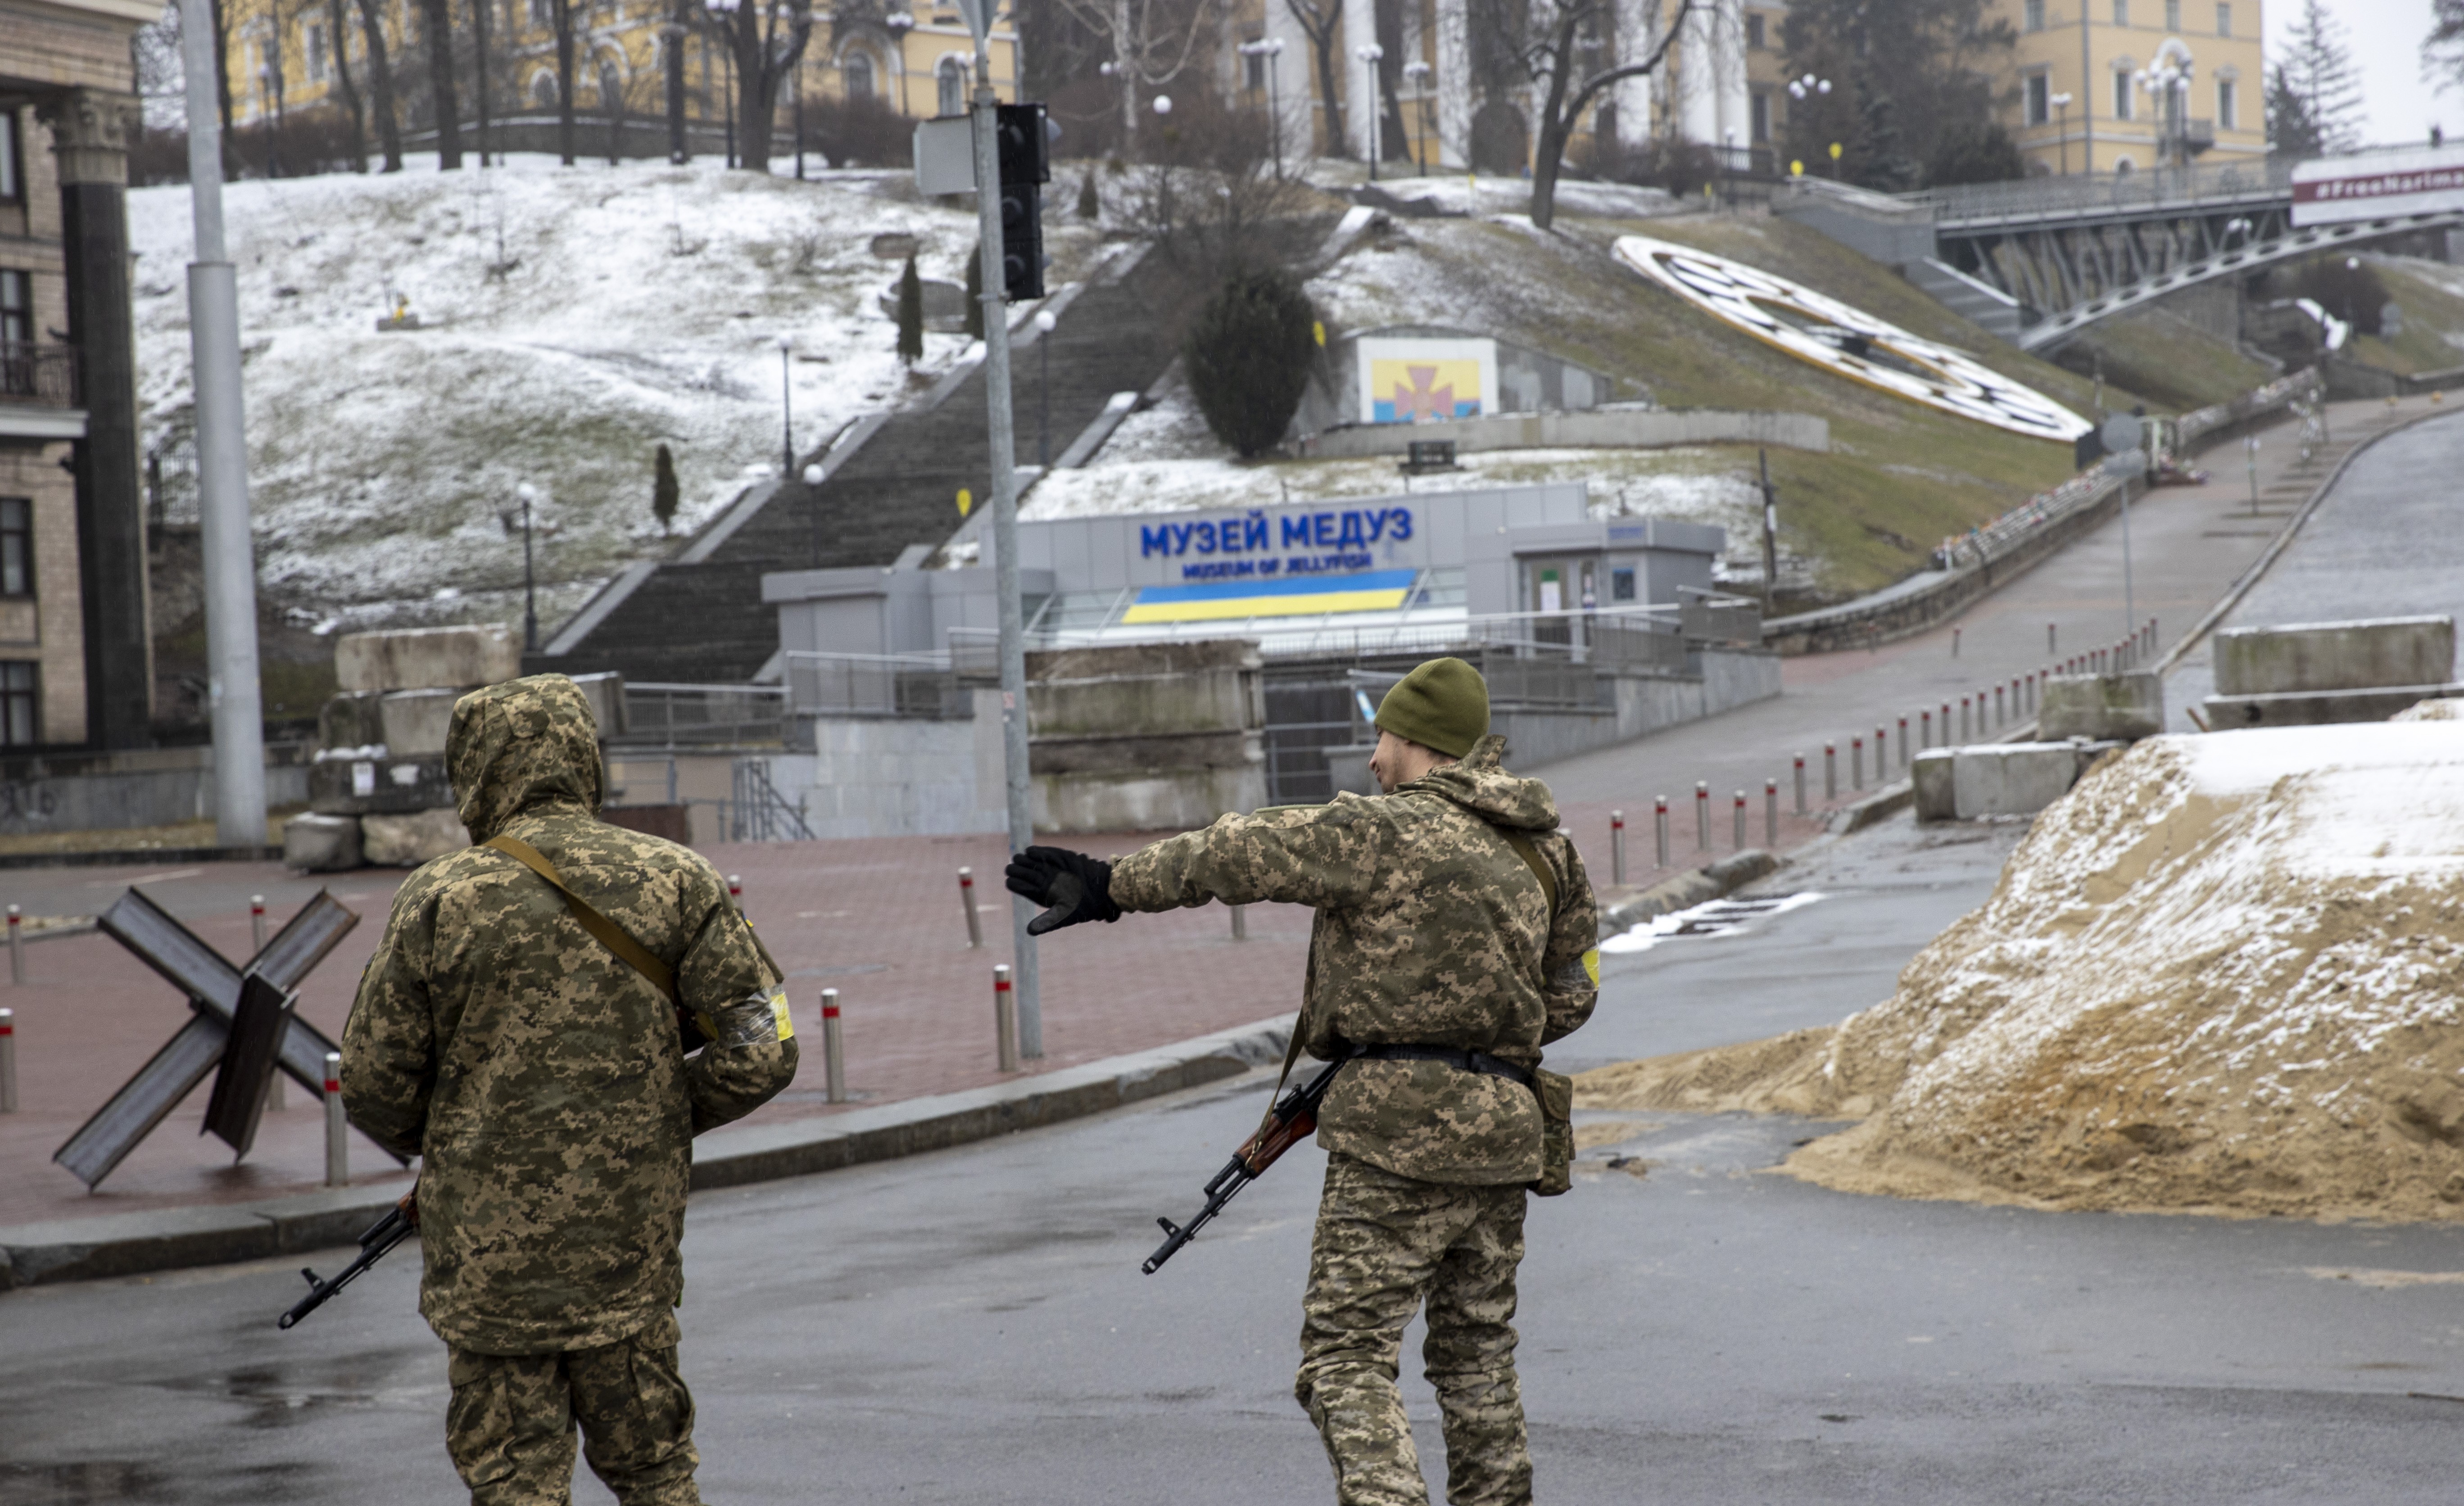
[[0, 835, 1314, 1229]]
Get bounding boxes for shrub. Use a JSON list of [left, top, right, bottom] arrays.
[[1183, 267, 1317, 457], [896, 254, 925, 364], [651, 443, 680, 534]]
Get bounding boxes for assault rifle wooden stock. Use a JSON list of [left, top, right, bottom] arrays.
[[278, 1193, 417, 1328], [1143, 1058, 1345, 1274]]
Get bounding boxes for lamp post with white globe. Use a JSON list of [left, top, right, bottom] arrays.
[[1355, 44, 1384, 180], [1237, 37, 1287, 177], [1403, 58, 1432, 174]]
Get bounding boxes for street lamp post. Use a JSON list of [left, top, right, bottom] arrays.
[[707, 0, 739, 168], [1239, 37, 1287, 178], [778, 335, 795, 476], [803, 462, 824, 567], [511, 484, 540, 652], [885, 12, 915, 115], [2051, 92, 2072, 175], [1033, 308, 1056, 467], [1403, 58, 1431, 174], [793, 50, 807, 179], [1355, 44, 1383, 180], [1786, 74, 1833, 179]]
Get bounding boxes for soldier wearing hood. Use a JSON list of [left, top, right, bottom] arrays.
[[344, 674, 798, 1506], [1007, 656, 1599, 1506]]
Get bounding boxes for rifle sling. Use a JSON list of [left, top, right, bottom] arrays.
[[482, 835, 680, 1007]]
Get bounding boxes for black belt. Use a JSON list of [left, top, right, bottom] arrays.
[[1350, 1043, 1536, 1089]]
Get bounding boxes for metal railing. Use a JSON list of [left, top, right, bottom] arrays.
[[0, 344, 79, 407], [1916, 156, 2295, 227], [724, 757, 815, 841], [952, 601, 1704, 668], [782, 651, 971, 719], [618, 682, 790, 746]]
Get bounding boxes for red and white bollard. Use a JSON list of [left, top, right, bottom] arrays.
[[1694, 782, 1711, 850], [323, 1051, 348, 1187], [1610, 810, 1626, 886], [1793, 753, 1807, 814], [993, 965, 1020, 1073], [1733, 791, 1747, 849], [1897, 716, 1910, 769], [0, 1006, 16, 1113], [1851, 735, 1865, 792], [821, 988, 847, 1104], [6, 905, 19, 986], [1764, 779, 1778, 844], [1654, 796, 1671, 868], [728, 874, 744, 909], [250, 895, 267, 955], [1823, 742, 1837, 802], [959, 867, 983, 949]]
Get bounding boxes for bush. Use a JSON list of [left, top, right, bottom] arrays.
[[1925, 122, 2026, 188], [1578, 135, 1722, 199], [1183, 267, 1317, 458], [651, 443, 680, 534], [810, 93, 912, 167], [895, 254, 924, 364]]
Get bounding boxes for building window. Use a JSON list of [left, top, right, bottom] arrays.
[[1243, 38, 1266, 91], [1746, 13, 1764, 48], [2112, 0, 2127, 23], [0, 500, 27, 597], [0, 270, 28, 349], [0, 662, 34, 746], [2164, 0, 2179, 29], [2026, 72, 2051, 124], [1750, 89, 1770, 143], [2024, 0, 2044, 31], [843, 51, 874, 100], [2216, 1, 2230, 33], [2217, 77, 2236, 128], [305, 22, 328, 83], [0, 111, 20, 203], [2113, 71, 2133, 119], [937, 58, 966, 117]]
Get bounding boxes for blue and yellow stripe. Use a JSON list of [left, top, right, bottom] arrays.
[[1121, 569, 1418, 624]]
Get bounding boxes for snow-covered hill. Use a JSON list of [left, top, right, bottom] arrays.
[[130, 155, 1083, 634]]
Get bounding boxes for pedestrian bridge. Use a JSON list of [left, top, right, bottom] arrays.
[[1776, 160, 2463, 353]]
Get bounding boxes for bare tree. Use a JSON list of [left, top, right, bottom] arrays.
[[1282, 0, 1345, 159], [1049, 0, 1221, 149], [1485, 0, 1703, 229], [714, 0, 815, 171], [470, 0, 493, 165], [326, 0, 368, 167], [418, 0, 462, 166], [553, 0, 578, 163], [354, 0, 405, 169]]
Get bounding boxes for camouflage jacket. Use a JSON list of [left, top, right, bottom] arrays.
[[1109, 734, 1598, 1185], [343, 675, 798, 1355]]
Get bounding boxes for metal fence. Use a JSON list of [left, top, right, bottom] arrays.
[[618, 683, 790, 746], [1916, 157, 2296, 227], [782, 652, 972, 719]]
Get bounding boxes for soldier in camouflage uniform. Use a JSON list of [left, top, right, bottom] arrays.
[[1007, 656, 1599, 1506], [344, 675, 799, 1506]]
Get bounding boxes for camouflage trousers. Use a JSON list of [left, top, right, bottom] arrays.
[[445, 1312, 701, 1506], [1295, 1153, 1531, 1506]]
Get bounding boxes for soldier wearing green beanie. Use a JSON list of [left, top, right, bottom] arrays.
[[1008, 654, 1600, 1506]]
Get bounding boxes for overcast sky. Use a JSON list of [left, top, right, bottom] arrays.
[[2288, 0, 2450, 149]]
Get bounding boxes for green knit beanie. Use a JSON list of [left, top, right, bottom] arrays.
[[1375, 657, 1490, 758]]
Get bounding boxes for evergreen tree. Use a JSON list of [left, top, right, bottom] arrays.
[[896, 254, 925, 365], [2434, 0, 2464, 103], [2274, 0, 2362, 154], [963, 243, 985, 343], [2265, 66, 2324, 158], [651, 443, 680, 534], [1183, 268, 1318, 458], [1925, 121, 2026, 187]]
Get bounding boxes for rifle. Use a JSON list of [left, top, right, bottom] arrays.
[[1144, 1057, 1345, 1275], [278, 1192, 417, 1329]]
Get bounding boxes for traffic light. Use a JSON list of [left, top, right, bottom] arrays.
[[995, 102, 1049, 302]]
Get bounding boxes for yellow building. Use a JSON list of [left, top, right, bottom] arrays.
[[1989, 0, 2265, 175], [221, 0, 1020, 151]]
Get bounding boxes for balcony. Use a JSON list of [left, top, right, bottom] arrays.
[[0, 344, 86, 441]]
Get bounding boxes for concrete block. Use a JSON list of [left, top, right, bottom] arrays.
[[2040, 672, 2164, 741], [2202, 683, 2464, 728], [1032, 766, 1268, 834], [1912, 750, 1957, 821], [361, 807, 469, 867], [1953, 742, 2084, 817], [309, 754, 454, 815], [334, 624, 521, 693], [318, 689, 386, 750], [378, 688, 461, 756], [1323, 742, 1378, 798], [2213, 616, 2456, 696], [283, 812, 362, 871], [570, 671, 627, 738]]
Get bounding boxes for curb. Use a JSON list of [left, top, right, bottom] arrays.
[[1828, 778, 1915, 834], [0, 1013, 1296, 1292], [1597, 849, 1778, 933], [0, 845, 282, 871]]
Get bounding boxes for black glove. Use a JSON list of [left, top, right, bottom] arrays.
[[1005, 846, 1123, 936]]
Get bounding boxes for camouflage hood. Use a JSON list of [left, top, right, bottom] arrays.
[[448, 674, 603, 843], [1411, 733, 1558, 832]]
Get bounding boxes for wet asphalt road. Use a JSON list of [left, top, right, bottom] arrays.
[[10, 814, 2464, 1505]]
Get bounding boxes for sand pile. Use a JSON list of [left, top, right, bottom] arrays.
[[1580, 704, 2464, 1220]]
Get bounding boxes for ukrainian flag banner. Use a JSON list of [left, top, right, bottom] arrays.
[[1121, 569, 1418, 624]]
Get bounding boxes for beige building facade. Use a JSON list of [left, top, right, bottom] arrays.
[[1992, 0, 2266, 175], [2, 0, 162, 751]]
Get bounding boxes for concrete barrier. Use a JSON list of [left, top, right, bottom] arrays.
[[2213, 616, 2455, 696], [378, 689, 461, 756], [2041, 672, 2163, 741], [360, 808, 467, 867], [334, 624, 522, 693], [1913, 743, 2109, 821], [2203, 684, 2464, 728], [282, 813, 362, 872]]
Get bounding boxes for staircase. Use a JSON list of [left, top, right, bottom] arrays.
[[534, 247, 1181, 685], [1903, 258, 2026, 344]]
